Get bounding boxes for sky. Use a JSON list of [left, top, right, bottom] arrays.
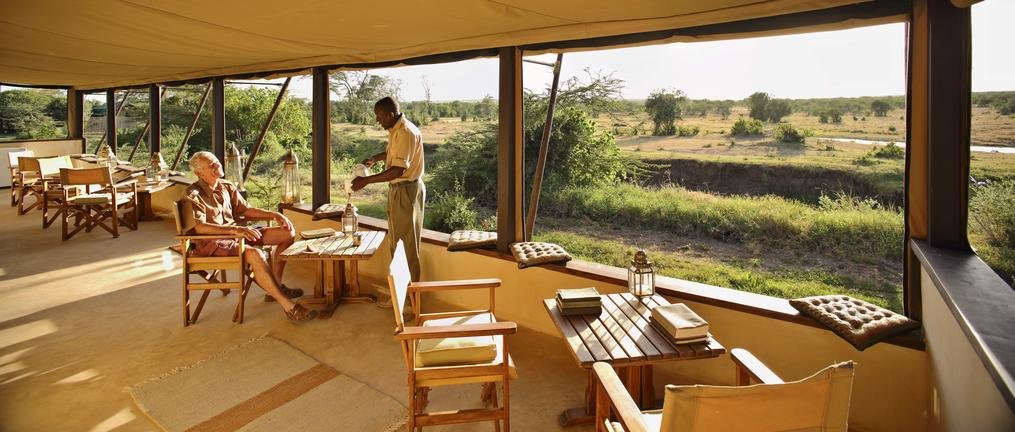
[[273, 0, 1012, 102]]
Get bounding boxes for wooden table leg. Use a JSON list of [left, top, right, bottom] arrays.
[[340, 260, 377, 303], [641, 365, 656, 409], [557, 368, 595, 426], [318, 259, 340, 319], [137, 191, 162, 221]]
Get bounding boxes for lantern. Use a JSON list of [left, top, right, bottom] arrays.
[[147, 151, 168, 182], [96, 143, 113, 166], [280, 150, 301, 204], [342, 196, 358, 234], [628, 250, 655, 298], [225, 142, 245, 190]]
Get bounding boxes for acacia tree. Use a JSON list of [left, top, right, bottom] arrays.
[[766, 99, 791, 123], [645, 89, 685, 136], [748, 92, 770, 121], [329, 71, 401, 124], [870, 99, 891, 117]]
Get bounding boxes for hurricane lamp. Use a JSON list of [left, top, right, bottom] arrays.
[[342, 196, 358, 234], [225, 142, 245, 190], [628, 250, 656, 298], [280, 150, 301, 204]]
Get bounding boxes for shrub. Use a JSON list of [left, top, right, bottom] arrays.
[[677, 125, 700, 137], [871, 143, 904, 159], [852, 153, 879, 166], [970, 179, 1015, 248], [774, 123, 806, 144], [426, 185, 481, 233], [730, 118, 764, 136]]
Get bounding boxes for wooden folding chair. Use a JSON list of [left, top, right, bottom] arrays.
[[37, 156, 74, 228], [172, 200, 254, 326], [7, 149, 33, 207], [593, 348, 855, 432], [16, 156, 44, 215], [387, 240, 517, 431], [58, 166, 138, 240]]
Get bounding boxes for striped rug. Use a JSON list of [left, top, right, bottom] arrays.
[[128, 336, 406, 432]]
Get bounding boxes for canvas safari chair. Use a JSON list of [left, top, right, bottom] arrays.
[[58, 166, 138, 241], [7, 149, 33, 207], [172, 199, 254, 326], [387, 240, 517, 431], [593, 348, 855, 432], [37, 156, 74, 228], [16, 156, 44, 215]]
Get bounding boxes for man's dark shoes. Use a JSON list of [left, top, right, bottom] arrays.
[[285, 304, 318, 323]]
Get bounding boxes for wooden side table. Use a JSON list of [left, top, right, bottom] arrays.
[[543, 292, 726, 426], [280, 230, 385, 318]]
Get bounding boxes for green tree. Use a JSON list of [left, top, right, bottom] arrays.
[[644, 89, 685, 136], [871, 99, 891, 117], [716, 101, 733, 120], [0, 89, 61, 139], [329, 71, 401, 124], [765, 99, 791, 123], [748, 92, 770, 121]]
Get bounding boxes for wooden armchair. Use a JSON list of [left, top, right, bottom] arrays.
[[387, 240, 517, 431], [58, 166, 138, 240], [172, 199, 255, 326], [7, 149, 33, 207], [594, 348, 855, 432]]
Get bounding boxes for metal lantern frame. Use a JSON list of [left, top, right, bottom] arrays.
[[342, 199, 358, 234], [628, 250, 656, 298], [225, 142, 245, 190], [280, 149, 301, 204]]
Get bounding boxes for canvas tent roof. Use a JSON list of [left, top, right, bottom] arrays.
[[0, 0, 904, 90]]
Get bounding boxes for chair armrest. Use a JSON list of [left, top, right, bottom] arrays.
[[593, 362, 650, 432], [113, 178, 139, 187], [409, 278, 501, 292], [731, 348, 783, 385], [395, 321, 517, 340]]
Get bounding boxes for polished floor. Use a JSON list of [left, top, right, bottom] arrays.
[[0, 198, 594, 431]]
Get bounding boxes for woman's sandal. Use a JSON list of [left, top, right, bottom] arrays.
[[265, 285, 304, 302], [285, 304, 318, 322]]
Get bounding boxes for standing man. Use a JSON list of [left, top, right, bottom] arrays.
[[352, 97, 425, 281], [183, 151, 317, 322]]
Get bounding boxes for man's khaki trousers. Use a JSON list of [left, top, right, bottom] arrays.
[[387, 180, 425, 281]]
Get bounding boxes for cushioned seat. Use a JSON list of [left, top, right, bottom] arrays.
[[71, 193, 134, 206], [416, 312, 499, 367]]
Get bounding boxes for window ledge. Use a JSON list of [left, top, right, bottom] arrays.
[[281, 203, 925, 351], [911, 239, 1015, 410]]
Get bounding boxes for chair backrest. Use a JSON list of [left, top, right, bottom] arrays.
[[37, 155, 74, 177], [659, 361, 855, 432], [387, 240, 412, 331], [7, 149, 32, 171], [59, 166, 113, 187], [171, 199, 198, 236], [18, 156, 41, 173]]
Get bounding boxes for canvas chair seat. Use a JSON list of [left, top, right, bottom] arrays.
[[71, 192, 134, 206], [416, 313, 499, 367]]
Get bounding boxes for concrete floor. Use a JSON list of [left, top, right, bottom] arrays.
[[0, 200, 595, 431]]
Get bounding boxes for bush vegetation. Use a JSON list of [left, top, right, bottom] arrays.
[[730, 118, 764, 136]]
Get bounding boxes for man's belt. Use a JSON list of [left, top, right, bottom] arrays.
[[389, 179, 420, 187]]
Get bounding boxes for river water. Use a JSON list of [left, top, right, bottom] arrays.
[[820, 137, 1015, 154]]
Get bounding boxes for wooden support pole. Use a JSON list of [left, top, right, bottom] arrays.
[[128, 87, 168, 162], [67, 88, 84, 151], [148, 84, 162, 155], [171, 83, 212, 171], [524, 53, 563, 241], [105, 89, 118, 153], [497, 47, 524, 252], [94, 90, 130, 153], [312, 68, 331, 209], [212, 78, 226, 163], [243, 77, 291, 181]]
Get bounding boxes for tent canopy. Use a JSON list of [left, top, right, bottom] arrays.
[[0, 0, 903, 90]]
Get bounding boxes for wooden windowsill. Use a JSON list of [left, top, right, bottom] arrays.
[[281, 203, 925, 351]]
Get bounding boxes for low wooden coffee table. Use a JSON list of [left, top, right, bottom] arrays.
[[543, 292, 726, 426]]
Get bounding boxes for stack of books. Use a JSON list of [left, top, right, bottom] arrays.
[[556, 287, 602, 316], [651, 303, 710, 345]]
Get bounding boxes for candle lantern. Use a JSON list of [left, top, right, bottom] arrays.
[[628, 250, 656, 298], [342, 196, 358, 234], [148, 151, 168, 182], [280, 149, 301, 204], [225, 142, 245, 190]]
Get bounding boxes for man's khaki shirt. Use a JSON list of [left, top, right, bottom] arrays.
[[181, 179, 249, 232]]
